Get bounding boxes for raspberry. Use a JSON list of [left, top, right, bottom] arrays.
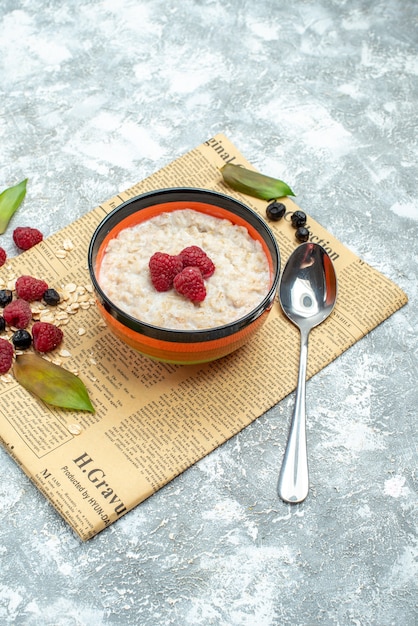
[[32, 321, 63, 353], [0, 337, 14, 374], [15, 275, 48, 301], [149, 252, 183, 292], [3, 299, 32, 329], [173, 267, 206, 302], [179, 246, 215, 279], [13, 226, 43, 251], [0, 247, 7, 267]]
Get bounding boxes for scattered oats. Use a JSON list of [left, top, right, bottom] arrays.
[[39, 311, 55, 323], [67, 423, 83, 435], [7, 280, 15, 291], [85, 284, 93, 293], [80, 302, 91, 310], [55, 250, 67, 259], [89, 357, 97, 365], [69, 303, 80, 312], [0, 374, 14, 383], [78, 327, 86, 336], [31, 303, 46, 316], [51, 358, 63, 366], [56, 311, 69, 320], [98, 320, 107, 328], [59, 349, 72, 358], [62, 239, 74, 251]]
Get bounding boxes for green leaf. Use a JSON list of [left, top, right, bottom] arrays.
[[14, 353, 95, 413], [220, 163, 295, 200], [0, 178, 28, 234]]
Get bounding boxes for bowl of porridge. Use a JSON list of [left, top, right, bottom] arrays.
[[88, 188, 280, 364]]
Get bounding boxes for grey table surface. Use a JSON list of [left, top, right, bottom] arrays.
[[0, 1, 417, 625]]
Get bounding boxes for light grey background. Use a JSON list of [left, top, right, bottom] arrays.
[[0, 1, 417, 625]]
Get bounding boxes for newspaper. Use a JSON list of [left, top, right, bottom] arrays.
[[0, 134, 408, 540]]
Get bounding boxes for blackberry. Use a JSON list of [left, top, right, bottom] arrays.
[[12, 329, 32, 350], [43, 288, 61, 306], [0, 317, 5, 333], [0, 289, 13, 308], [266, 201, 286, 222], [291, 210, 307, 228], [295, 227, 310, 243]]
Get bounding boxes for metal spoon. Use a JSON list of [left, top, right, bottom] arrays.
[[277, 242, 337, 503]]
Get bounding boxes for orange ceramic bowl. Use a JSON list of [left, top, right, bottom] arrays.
[[88, 188, 280, 364]]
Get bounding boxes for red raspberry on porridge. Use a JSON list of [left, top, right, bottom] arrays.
[[98, 209, 270, 331]]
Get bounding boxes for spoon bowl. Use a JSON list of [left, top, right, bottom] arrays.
[[277, 242, 337, 503]]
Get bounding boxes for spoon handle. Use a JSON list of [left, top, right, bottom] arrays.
[[277, 330, 309, 503]]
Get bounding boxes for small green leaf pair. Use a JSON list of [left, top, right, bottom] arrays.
[[14, 354, 95, 413], [220, 163, 295, 201], [0, 179, 28, 234]]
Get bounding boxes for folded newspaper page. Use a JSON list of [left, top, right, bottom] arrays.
[[0, 134, 408, 540]]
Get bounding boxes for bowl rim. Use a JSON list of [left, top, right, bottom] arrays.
[[88, 187, 280, 343]]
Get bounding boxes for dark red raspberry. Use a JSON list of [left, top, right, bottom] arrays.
[[32, 322, 63, 353], [173, 267, 206, 302], [0, 338, 14, 374], [15, 275, 48, 301], [179, 246, 215, 278], [13, 226, 43, 251], [3, 299, 32, 329], [0, 248, 7, 267], [149, 252, 183, 292]]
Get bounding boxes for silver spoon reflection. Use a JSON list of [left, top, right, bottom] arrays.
[[277, 242, 337, 503]]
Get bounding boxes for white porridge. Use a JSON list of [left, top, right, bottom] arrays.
[[98, 209, 271, 330]]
